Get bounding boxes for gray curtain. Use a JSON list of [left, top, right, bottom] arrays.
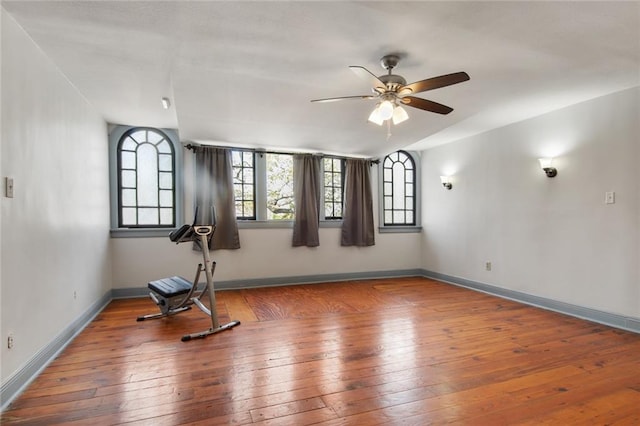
[[194, 146, 240, 250], [341, 158, 375, 246], [292, 154, 321, 247]]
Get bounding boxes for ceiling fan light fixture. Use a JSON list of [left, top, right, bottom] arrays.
[[392, 105, 409, 125], [378, 100, 394, 120], [368, 105, 385, 125]]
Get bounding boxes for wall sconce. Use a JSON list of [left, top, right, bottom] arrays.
[[161, 97, 171, 109], [440, 176, 453, 190], [538, 158, 557, 178]]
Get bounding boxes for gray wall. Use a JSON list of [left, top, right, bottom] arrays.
[[420, 87, 640, 319], [1, 11, 112, 391]]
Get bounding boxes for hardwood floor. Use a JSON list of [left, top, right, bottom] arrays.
[[2, 277, 640, 425]]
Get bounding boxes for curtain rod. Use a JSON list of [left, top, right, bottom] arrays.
[[183, 143, 379, 164]]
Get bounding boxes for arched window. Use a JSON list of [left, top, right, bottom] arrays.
[[116, 128, 176, 227], [382, 150, 416, 226]]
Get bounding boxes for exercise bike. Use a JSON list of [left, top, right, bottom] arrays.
[[136, 208, 240, 341]]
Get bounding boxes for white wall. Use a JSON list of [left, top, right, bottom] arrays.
[[421, 87, 640, 318], [112, 166, 423, 289], [1, 12, 111, 386]]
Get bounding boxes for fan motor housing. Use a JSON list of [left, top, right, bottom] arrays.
[[379, 74, 406, 90]]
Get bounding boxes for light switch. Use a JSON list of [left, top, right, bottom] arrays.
[[5, 177, 14, 198]]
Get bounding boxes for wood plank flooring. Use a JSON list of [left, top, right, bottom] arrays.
[[2, 277, 640, 425]]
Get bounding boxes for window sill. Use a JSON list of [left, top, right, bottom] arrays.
[[237, 220, 343, 229], [110, 228, 175, 238], [111, 220, 345, 237], [378, 226, 423, 234]]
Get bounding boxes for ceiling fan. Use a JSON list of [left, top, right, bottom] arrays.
[[311, 54, 470, 126]]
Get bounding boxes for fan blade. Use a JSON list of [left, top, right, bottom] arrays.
[[401, 96, 454, 115], [349, 66, 387, 92], [398, 72, 470, 96], [311, 95, 376, 103]]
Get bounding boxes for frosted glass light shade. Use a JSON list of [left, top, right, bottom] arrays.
[[368, 107, 384, 125], [378, 100, 394, 120], [392, 105, 409, 124], [538, 158, 553, 169]]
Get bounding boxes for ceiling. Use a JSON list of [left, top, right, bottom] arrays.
[[3, 1, 639, 158]]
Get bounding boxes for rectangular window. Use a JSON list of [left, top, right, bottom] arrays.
[[232, 150, 256, 220], [266, 153, 294, 220], [323, 157, 343, 220]]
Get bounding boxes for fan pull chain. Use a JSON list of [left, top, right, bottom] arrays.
[[386, 120, 392, 140]]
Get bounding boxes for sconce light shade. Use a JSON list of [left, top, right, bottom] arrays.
[[161, 97, 171, 109], [538, 158, 557, 178], [440, 176, 453, 190]]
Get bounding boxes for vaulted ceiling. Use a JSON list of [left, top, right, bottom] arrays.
[[3, 1, 639, 158]]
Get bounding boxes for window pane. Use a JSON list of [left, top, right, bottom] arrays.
[[243, 185, 254, 200], [160, 208, 173, 225], [384, 196, 392, 209], [122, 189, 136, 207], [232, 150, 242, 165], [159, 190, 173, 207], [385, 211, 393, 223], [137, 144, 159, 206], [266, 153, 294, 220], [156, 139, 171, 153], [122, 208, 136, 225], [139, 208, 159, 225], [406, 196, 414, 210], [121, 151, 136, 169], [122, 137, 137, 151], [129, 130, 146, 143], [243, 167, 253, 182], [147, 130, 163, 144], [158, 154, 172, 171], [243, 201, 254, 216], [406, 183, 414, 197], [159, 172, 173, 189], [121, 170, 136, 188]]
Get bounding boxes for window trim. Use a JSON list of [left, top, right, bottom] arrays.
[[109, 125, 183, 238], [378, 150, 422, 233]]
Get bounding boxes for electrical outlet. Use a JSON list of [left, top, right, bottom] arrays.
[[8, 333, 14, 349], [485, 262, 492, 271], [605, 191, 615, 204]]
